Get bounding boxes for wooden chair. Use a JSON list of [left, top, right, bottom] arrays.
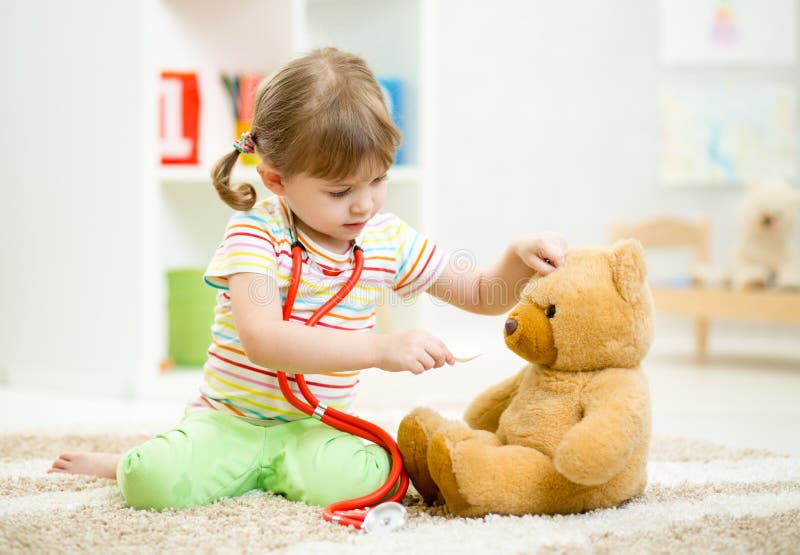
[[610, 217, 800, 360]]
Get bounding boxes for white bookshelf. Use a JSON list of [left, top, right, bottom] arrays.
[[140, 0, 431, 390]]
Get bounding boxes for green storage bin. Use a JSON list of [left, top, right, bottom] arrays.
[[167, 268, 217, 367]]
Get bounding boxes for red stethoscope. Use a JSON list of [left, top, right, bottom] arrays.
[[275, 210, 409, 532]]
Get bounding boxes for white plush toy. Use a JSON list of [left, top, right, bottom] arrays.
[[729, 181, 800, 289]]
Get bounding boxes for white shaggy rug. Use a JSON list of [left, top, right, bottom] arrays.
[[1, 432, 799, 554]]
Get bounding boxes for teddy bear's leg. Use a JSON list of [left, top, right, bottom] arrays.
[[427, 422, 582, 517], [732, 264, 771, 289], [776, 261, 800, 289], [397, 407, 449, 504]]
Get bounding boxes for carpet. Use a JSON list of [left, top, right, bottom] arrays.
[[1, 432, 799, 554]]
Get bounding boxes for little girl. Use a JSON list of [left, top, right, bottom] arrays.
[[50, 47, 567, 510]]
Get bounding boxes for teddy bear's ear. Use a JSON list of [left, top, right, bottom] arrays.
[[610, 239, 647, 304]]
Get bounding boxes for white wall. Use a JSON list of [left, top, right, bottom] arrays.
[[0, 1, 147, 397], [407, 0, 800, 401], [429, 0, 799, 261]]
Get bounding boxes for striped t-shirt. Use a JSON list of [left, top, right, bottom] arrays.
[[186, 195, 449, 421]]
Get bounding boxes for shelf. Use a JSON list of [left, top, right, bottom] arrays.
[[159, 164, 259, 185], [159, 164, 419, 185]]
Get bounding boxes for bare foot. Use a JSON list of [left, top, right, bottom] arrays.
[[48, 452, 121, 479]]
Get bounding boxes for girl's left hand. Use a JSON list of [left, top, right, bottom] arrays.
[[513, 232, 569, 275]]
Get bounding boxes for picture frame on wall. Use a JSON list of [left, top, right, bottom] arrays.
[[659, 0, 797, 66], [660, 83, 798, 187]]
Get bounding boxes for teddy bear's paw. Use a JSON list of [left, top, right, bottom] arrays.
[[732, 266, 771, 289], [553, 443, 616, 487], [398, 408, 446, 505], [776, 267, 800, 289], [735, 277, 769, 289], [426, 423, 502, 516], [427, 430, 474, 516]]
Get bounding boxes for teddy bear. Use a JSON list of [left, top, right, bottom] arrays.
[[729, 180, 800, 290], [397, 240, 654, 517], [695, 181, 800, 289]]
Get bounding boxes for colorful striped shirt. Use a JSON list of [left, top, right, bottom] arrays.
[[186, 195, 450, 421]]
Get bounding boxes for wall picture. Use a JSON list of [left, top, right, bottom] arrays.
[[659, 0, 797, 65], [661, 83, 798, 186]]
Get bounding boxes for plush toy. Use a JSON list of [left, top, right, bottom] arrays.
[[398, 240, 654, 516], [730, 181, 800, 290]]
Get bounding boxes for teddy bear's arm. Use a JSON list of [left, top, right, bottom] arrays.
[[463, 368, 526, 433], [552, 368, 649, 486]]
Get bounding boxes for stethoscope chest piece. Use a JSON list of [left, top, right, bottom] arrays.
[[361, 502, 407, 533]]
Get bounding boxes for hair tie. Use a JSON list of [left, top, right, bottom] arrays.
[[233, 131, 256, 154]]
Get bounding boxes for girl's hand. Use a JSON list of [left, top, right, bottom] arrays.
[[376, 330, 455, 374], [513, 232, 569, 275]]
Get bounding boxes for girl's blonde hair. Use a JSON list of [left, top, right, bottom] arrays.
[[211, 47, 402, 211]]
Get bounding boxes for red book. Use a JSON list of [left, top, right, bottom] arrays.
[[159, 71, 200, 165]]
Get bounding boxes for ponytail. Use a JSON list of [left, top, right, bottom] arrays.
[[210, 149, 257, 211]]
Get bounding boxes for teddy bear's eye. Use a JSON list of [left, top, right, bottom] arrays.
[[546, 304, 556, 318]]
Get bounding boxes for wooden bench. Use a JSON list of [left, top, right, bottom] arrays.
[[610, 218, 800, 360]]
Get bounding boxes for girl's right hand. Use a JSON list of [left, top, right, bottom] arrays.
[[376, 330, 456, 374]]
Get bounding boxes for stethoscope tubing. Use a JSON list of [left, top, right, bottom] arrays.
[[276, 240, 409, 529]]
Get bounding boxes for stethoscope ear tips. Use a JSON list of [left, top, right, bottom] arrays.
[[361, 501, 407, 533]]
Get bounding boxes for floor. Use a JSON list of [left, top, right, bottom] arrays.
[[2, 321, 799, 457]]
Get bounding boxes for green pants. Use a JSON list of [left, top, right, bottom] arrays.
[[117, 409, 391, 510]]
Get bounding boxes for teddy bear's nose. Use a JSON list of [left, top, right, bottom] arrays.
[[762, 214, 774, 228], [505, 318, 518, 336]]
